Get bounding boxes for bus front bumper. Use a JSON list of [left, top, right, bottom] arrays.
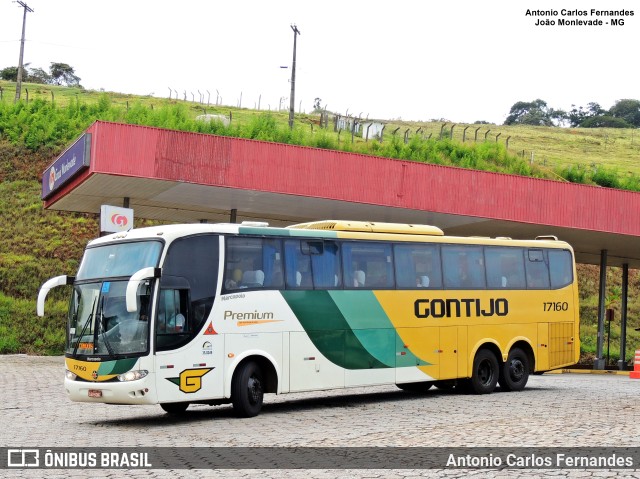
[[64, 374, 158, 405]]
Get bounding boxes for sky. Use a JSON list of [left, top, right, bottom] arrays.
[[0, 0, 637, 124]]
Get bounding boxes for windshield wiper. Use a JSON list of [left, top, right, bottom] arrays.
[[73, 296, 97, 356], [97, 296, 115, 356]]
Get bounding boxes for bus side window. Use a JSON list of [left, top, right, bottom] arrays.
[[262, 239, 283, 288], [156, 289, 190, 349], [485, 247, 526, 289], [284, 240, 312, 289], [526, 249, 550, 289], [310, 241, 341, 288], [394, 243, 442, 289], [224, 237, 283, 290], [549, 249, 573, 289], [442, 245, 485, 289], [342, 242, 393, 289]]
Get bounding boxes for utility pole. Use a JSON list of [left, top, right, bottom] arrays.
[[288, 24, 300, 129], [14, 1, 34, 103]]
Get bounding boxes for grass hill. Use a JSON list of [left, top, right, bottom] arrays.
[[1, 79, 639, 364]]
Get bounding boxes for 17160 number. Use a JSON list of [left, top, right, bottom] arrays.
[[543, 301, 568, 312]]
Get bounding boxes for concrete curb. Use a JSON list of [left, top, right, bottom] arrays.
[[547, 368, 631, 376]]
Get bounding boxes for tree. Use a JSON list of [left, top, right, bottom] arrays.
[[580, 115, 631, 128], [1, 62, 81, 87], [25, 67, 51, 84], [49, 62, 81, 87], [313, 97, 322, 112], [568, 102, 605, 127], [609, 99, 640, 127], [0, 66, 19, 82], [504, 99, 565, 126]]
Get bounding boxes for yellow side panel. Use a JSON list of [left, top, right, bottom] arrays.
[[457, 326, 468, 378], [397, 327, 440, 379], [537, 323, 549, 371], [439, 326, 458, 379], [549, 322, 575, 369]]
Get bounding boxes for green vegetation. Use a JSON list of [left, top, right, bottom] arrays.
[[1, 62, 81, 87], [1, 79, 639, 365], [577, 265, 640, 365], [0, 86, 551, 181], [504, 98, 640, 129], [0, 292, 67, 355]]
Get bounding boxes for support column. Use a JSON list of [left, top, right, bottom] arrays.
[[594, 249, 607, 370], [230, 209, 237, 223], [618, 263, 629, 370]]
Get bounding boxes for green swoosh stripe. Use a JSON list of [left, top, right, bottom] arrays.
[[281, 290, 429, 369], [97, 358, 138, 375], [329, 291, 428, 367]]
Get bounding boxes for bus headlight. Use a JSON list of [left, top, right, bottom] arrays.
[[117, 370, 149, 382], [65, 370, 77, 381]]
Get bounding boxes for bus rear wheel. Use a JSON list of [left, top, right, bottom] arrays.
[[499, 347, 530, 392], [470, 349, 499, 394], [231, 361, 264, 418]]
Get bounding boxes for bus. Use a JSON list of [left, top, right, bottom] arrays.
[[37, 220, 579, 417]]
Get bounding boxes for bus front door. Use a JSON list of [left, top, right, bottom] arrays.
[[154, 335, 225, 405]]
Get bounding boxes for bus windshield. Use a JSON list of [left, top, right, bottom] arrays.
[[67, 280, 152, 357], [76, 241, 163, 280]]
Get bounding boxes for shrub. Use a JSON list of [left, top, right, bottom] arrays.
[[592, 167, 621, 189]]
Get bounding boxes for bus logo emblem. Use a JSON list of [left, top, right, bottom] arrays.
[[167, 368, 213, 393]]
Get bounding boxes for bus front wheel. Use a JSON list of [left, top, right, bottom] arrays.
[[499, 347, 530, 392], [470, 349, 499, 394], [231, 361, 264, 418]]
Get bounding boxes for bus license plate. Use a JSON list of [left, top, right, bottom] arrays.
[[88, 389, 102, 398]]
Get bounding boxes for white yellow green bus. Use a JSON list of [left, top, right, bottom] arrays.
[[37, 220, 579, 417]]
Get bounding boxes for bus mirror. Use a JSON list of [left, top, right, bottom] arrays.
[[126, 267, 161, 313], [37, 275, 74, 317]]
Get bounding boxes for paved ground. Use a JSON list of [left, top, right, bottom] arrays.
[[1, 354, 640, 478]]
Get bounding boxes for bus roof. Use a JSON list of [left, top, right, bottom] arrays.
[[287, 220, 444, 236], [88, 221, 572, 251]]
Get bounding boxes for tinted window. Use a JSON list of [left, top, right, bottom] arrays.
[[156, 288, 190, 350], [525, 248, 550, 289], [224, 237, 284, 291], [283, 240, 341, 289], [342, 242, 394, 288], [549, 249, 573, 289], [485, 247, 526, 289], [394, 243, 442, 288], [284, 240, 312, 288], [442, 245, 486, 289], [310, 241, 342, 288], [159, 234, 219, 350]]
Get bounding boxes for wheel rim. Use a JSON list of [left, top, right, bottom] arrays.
[[247, 375, 263, 405], [478, 359, 494, 386], [509, 358, 525, 382]]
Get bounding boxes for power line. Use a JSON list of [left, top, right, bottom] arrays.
[[14, 0, 34, 103]]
